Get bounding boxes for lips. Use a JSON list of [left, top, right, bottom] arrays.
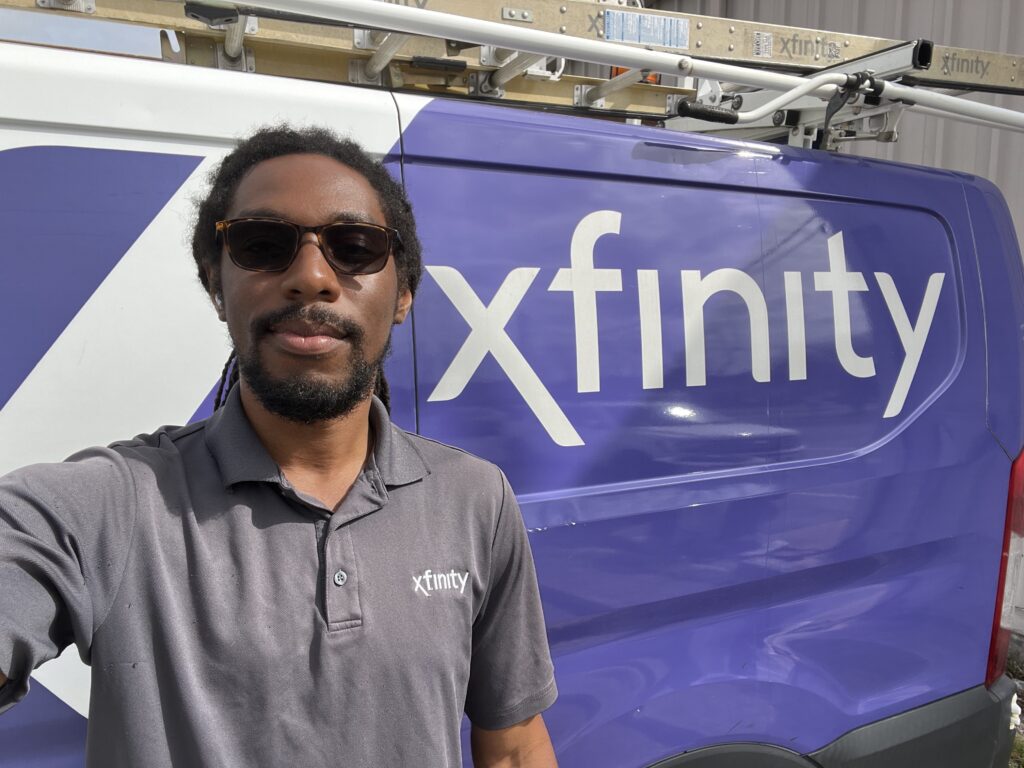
[[271, 319, 346, 340], [267, 317, 351, 356], [251, 306, 365, 357]]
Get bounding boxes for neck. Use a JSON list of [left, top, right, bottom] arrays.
[[238, 382, 374, 510]]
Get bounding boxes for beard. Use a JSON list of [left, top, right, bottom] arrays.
[[235, 303, 390, 424]]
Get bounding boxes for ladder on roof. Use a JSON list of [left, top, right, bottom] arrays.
[[5, 0, 1024, 149]]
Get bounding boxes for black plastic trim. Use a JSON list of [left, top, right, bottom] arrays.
[[645, 676, 1016, 768], [914, 40, 935, 69], [675, 102, 740, 125], [810, 676, 1016, 768], [409, 56, 467, 73], [183, 2, 238, 27]]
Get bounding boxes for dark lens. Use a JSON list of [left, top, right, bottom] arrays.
[[322, 224, 391, 274], [226, 220, 297, 271]]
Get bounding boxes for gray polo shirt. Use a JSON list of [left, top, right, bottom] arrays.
[[0, 389, 556, 767]]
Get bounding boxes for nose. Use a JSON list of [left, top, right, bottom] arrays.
[[279, 233, 342, 301]]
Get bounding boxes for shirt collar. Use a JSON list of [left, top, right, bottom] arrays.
[[367, 393, 431, 487], [204, 386, 429, 490]]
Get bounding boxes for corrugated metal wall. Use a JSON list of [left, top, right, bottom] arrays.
[[651, 0, 1024, 245]]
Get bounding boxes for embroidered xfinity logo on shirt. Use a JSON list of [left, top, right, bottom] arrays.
[[413, 569, 469, 597]]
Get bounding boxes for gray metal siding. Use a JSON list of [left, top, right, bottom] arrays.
[[651, 0, 1024, 246]]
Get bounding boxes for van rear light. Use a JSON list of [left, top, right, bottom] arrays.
[[986, 450, 1024, 687]]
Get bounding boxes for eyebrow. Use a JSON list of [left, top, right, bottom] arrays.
[[233, 208, 378, 225]]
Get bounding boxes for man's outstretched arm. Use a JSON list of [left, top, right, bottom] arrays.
[[471, 715, 557, 768]]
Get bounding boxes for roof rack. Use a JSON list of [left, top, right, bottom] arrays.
[[8, 0, 1024, 149]]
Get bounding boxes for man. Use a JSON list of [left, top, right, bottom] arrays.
[[0, 126, 558, 767]]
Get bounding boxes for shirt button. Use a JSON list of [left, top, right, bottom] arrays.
[[333, 569, 348, 587]]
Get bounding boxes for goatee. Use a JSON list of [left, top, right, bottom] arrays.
[[236, 303, 388, 424]]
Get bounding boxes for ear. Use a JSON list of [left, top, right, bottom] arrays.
[[212, 292, 226, 322], [393, 287, 413, 325], [205, 267, 226, 322]]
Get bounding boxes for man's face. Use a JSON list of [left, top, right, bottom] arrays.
[[212, 153, 412, 423]]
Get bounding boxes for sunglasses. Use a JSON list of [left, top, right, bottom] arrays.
[[215, 217, 401, 275]]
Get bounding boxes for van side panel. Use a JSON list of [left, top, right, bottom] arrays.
[[963, 177, 1024, 458], [397, 97, 1001, 767]]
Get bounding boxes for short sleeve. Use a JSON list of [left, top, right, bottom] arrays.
[[0, 448, 137, 712], [464, 469, 557, 730]]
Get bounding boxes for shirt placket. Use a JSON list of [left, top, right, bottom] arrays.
[[320, 466, 388, 632], [323, 524, 361, 630]]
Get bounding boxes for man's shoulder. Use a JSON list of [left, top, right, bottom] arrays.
[[102, 418, 218, 483], [392, 426, 507, 491], [3, 420, 209, 494], [107, 419, 207, 455]]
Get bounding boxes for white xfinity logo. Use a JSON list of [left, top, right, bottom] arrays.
[[427, 210, 946, 447], [414, 569, 469, 597]]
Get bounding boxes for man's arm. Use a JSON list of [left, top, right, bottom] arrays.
[[1, 449, 137, 710], [466, 469, 558, 762], [471, 715, 557, 768]]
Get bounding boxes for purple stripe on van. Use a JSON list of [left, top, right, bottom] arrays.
[[0, 682, 86, 768], [0, 147, 201, 411]]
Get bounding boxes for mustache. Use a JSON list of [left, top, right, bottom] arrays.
[[251, 304, 365, 344]]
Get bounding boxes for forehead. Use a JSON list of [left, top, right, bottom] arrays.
[[227, 153, 386, 224]]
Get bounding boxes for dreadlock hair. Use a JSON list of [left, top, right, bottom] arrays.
[[195, 125, 423, 415], [213, 350, 238, 411]]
